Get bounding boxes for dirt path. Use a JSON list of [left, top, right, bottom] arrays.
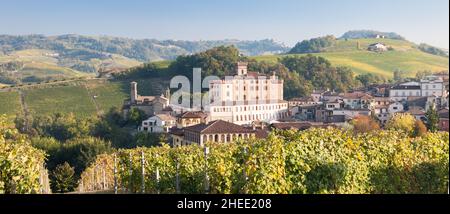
[[83, 82, 102, 116], [18, 89, 30, 131]]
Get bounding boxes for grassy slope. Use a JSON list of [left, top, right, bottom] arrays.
[[23, 83, 98, 118], [251, 38, 449, 78], [0, 91, 21, 118], [0, 77, 169, 118]]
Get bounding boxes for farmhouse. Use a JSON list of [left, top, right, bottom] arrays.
[[368, 43, 388, 52]]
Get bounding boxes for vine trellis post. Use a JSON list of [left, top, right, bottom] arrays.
[[204, 146, 210, 194], [113, 153, 118, 194], [140, 150, 145, 193]]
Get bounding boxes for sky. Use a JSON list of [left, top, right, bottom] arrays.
[[0, 0, 448, 48]]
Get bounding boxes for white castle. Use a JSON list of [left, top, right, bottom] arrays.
[[207, 62, 289, 125]]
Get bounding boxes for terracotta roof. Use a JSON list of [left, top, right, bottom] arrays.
[[406, 108, 425, 115], [154, 114, 176, 122], [184, 120, 255, 134], [438, 109, 449, 118], [169, 127, 184, 136], [342, 92, 373, 99], [179, 111, 208, 119], [254, 129, 269, 138], [162, 106, 173, 111]]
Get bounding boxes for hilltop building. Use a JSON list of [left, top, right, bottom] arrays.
[[207, 62, 289, 125], [368, 43, 388, 52]]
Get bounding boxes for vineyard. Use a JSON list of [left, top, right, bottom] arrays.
[[0, 115, 51, 194], [78, 128, 449, 194]]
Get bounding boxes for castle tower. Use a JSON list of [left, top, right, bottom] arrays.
[[165, 88, 171, 101], [130, 81, 138, 104], [236, 62, 248, 76]]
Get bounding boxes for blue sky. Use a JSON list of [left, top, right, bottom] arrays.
[[0, 0, 448, 48]]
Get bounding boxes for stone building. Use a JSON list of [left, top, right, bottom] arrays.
[[123, 81, 171, 116]]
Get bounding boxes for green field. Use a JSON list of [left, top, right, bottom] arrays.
[[251, 38, 449, 78], [85, 81, 129, 114], [0, 91, 21, 117], [23, 84, 97, 118], [0, 77, 169, 119]]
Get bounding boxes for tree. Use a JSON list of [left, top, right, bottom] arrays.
[[415, 70, 433, 80], [134, 132, 166, 148], [128, 108, 147, 127], [279, 55, 356, 93], [393, 69, 405, 82], [385, 113, 416, 135], [288, 35, 336, 54], [413, 119, 428, 137], [356, 73, 386, 87], [351, 115, 380, 133], [425, 106, 439, 132], [60, 137, 112, 175], [51, 162, 76, 193]]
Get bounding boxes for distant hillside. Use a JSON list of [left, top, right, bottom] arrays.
[[255, 38, 449, 77], [0, 34, 288, 84], [340, 30, 405, 40], [0, 35, 288, 61]]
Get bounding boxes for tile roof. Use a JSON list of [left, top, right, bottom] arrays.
[[438, 109, 449, 118], [184, 120, 256, 134], [391, 85, 421, 90], [179, 111, 208, 119], [342, 92, 373, 99]]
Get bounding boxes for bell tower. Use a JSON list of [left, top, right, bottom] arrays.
[[236, 62, 248, 76], [130, 81, 138, 104]]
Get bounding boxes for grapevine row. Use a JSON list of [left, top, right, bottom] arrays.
[[78, 128, 449, 194]]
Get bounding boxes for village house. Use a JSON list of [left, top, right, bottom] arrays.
[[438, 108, 449, 132], [138, 114, 176, 133], [389, 76, 447, 102], [208, 62, 289, 125], [405, 107, 427, 121], [368, 43, 388, 52], [176, 111, 209, 128], [288, 96, 318, 106], [341, 92, 374, 109], [372, 97, 404, 124]]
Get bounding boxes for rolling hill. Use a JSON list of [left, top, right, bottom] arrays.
[[0, 34, 289, 84], [1, 33, 448, 120], [252, 38, 449, 78]]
